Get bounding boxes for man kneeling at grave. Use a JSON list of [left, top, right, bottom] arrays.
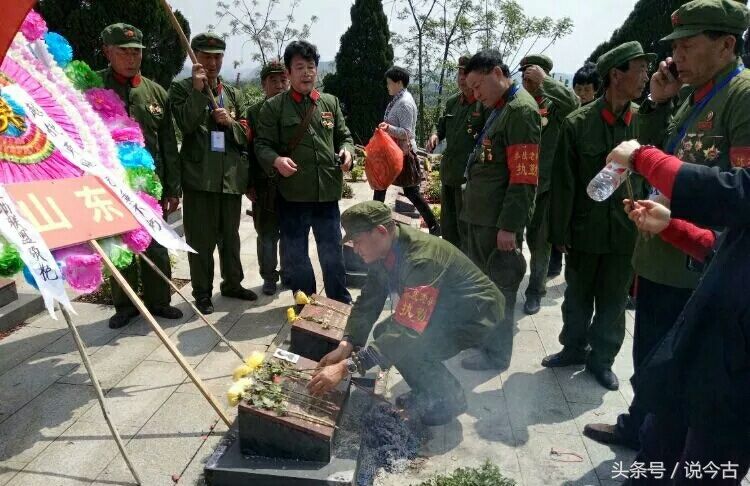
[[307, 201, 508, 426]]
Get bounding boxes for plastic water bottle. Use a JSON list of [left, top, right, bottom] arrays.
[[587, 162, 630, 201]]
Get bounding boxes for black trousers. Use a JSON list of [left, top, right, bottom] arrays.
[[374, 186, 437, 229], [626, 414, 750, 485], [278, 198, 351, 304], [616, 277, 694, 445]]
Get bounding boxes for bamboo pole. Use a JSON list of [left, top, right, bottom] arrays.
[[90, 240, 231, 427], [137, 252, 246, 363], [158, 0, 219, 109], [59, 306, 142, 485]]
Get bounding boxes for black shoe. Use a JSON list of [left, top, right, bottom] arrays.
[[395, 390, 420, 410], [541, 349, 587, 368], [148, 305, 183, 320], [587, 365, 619, 390], [419, 392, 467, 426], [460, 350, 505, 371], [547, 267, 561, 278], [428, 223, 442, 236], [108, 308, 139, 329], [524, 295, 541, 315], [196, 298, 214, 315], [583, 423, 639, 450], [262, 280, 278, 296], [221, 287, 258, 301]]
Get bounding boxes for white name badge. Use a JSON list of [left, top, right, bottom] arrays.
[[211, 131, 226, 152]]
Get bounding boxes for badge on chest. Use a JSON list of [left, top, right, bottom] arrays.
[[321, 111, 334, 129]]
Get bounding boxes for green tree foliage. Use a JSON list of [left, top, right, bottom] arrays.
[[588, 0, 690, 63], [474, 0, 573, 70], [324, 0, 394, 144], [37, 0, 190, 89], [396, 0, 572, 145], [212, 0, 317, 69]]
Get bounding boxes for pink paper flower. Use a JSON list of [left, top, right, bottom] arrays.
[[85, 88, 128, 119], [61, 254, 104, 294], [108, 116, 145, 145], [21, 10, 48, 42], [137, 191, 162, 214], [122, 228, 152, 253]]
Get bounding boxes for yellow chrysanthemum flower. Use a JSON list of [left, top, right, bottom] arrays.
[[295, 291, 311, 305], [226, 378, 253, 406], [287, 307, 299, 323], [227, 385, 244, 406], [232, 364, 252, 382], [244, 351, 265, 371]]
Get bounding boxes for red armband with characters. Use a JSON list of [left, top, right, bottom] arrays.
[[730, 147, 750, 168], [506, 144, 539, 185], [394, 286, 439, 334]]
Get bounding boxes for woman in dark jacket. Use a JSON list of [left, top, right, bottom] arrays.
[[375, 66, 440, 235], [608, 139, 750, 485]]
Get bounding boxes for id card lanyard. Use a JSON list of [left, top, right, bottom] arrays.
[[210, 87, 226, 153]]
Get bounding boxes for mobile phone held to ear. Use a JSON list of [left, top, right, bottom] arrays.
[[668, 61, 679, 80]]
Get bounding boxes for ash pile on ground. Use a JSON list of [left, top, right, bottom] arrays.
[[356, 401, 424, 485]]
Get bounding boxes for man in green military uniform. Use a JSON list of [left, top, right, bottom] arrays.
[[454, 50, 540, 372], [545, 42, 652, 390], [307, 201, 507, 426], [518, 54, 580, 315], [254, 41, 354, 304], [168, 33, 257, 315], [99, 23, 183, 329], [584, 0, 750, 449], [245, 60, 289, 296], [425, 55, 488, 251]]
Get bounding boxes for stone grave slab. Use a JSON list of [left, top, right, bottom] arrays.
[[238, 354, 350, 463], [290, 295, 351, 361]]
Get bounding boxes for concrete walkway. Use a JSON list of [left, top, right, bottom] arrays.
[[0, 180, 713, 486]]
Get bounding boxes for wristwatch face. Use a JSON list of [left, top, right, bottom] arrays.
[[346, 359, 358, 374]]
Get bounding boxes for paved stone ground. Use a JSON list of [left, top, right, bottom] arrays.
[[0, 180, 738, 486]]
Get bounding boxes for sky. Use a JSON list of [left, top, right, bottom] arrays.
[[170, 0, 638, 78]]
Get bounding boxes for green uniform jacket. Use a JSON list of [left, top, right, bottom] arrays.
[[436, 93, 489, 187], [535, 76, 580, 194], [461, 84, 541, 232], [549, 97, 645, 254], [168, 78, 249, 195], [100, 69, 181, 198], [254, 90, 354, 202], [635, 60, 750, 288], [344, 225, 502, 367], [245, 99, 273, 191]]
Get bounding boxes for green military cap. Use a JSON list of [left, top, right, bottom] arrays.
[[341, 201, 393, 242], [191, 32, 226, 54], [260, 59, 286, 81], [458, 55, 472, 70], [662, 0, 750, 41], [101, 23, 145, 49], [596, 41, 656, 76], [487, 249, 527, 291], [520, 54, 554, 74]]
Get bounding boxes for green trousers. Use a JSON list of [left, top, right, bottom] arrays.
[[525, 190, 552, 298], [253, 186, 283, 283], [560, 250, 633, 368], [183, 190, 244, 300], [440, 184, 467, 252], [111, 240, 171, 311], [372, 299, 505, 399]]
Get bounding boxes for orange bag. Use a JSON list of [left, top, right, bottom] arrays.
[[364, 128, 403, 190]]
